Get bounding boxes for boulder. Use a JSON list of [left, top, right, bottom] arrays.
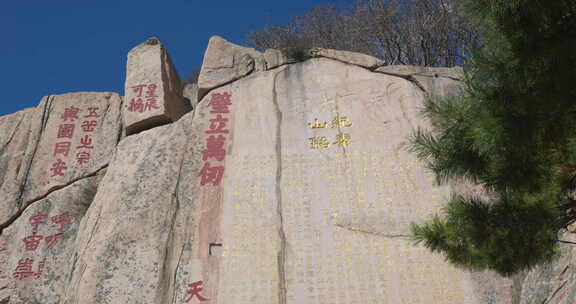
[[310, 47, 385, 70], [376, 65, 464, 97], [197, 36, 266, 99], [123, 37, 191, 135]]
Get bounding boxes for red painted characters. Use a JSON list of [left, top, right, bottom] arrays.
[[50, 106, 101, 176], [185, 280, 209, 302], [13, 213, 72, 280], [12, 258, 46, 280], [22, 213, 71, 252], [128, 84, 160, 113], [199, 92, 232, 186]]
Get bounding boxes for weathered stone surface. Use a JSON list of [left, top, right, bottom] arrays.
[[518, 230, 576, 304], [197, 36, 266, 98], [0, 92, 123, 227], [376, 64, 463, 80], [376, 65, 464, 97], [0, 174, 102, 304], [182, 82, 199, 108], [263, 48, 291, 70], [123, 37, 191, 135], [0, 55, 506, 304], [311, 47, 385, 69], [63, 112, 201, 304], [199, 58, 513, 303], [0, 108, 35, 224]]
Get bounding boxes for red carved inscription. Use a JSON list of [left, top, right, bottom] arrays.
[[50, 106, 101, 176], [199, 92, 232, 187], [128, 84, 159, 113], [185, 280, 209, 302]]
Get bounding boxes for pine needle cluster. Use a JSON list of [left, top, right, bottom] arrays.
[[410, 0, 576, 276]]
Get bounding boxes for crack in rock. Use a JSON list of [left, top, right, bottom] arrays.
[[335, 223, 411, 239], [0, 165, 107, 235], [271, 70, 288, 304]]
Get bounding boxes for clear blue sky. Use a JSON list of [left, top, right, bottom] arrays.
[[1, 1, 347, 117]]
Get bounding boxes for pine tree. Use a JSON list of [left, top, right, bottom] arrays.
[[410, 0, 576, 276]]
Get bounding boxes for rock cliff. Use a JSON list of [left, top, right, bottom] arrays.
[[0, 36, 571, 304]]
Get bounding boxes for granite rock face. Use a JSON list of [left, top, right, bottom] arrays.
[[0, 92, 122, 304], [0, 92, 123, 226], [518, 230, 576, 304], [2, 36, 569, 304]]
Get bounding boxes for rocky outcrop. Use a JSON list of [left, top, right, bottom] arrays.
[[124, 37, 191, 135], [0, 92, 122, 304], [376, 65, 464, 97], [197, 36, 266, 99], [4, 35, 568, 304], [0, 92, 123, 227]]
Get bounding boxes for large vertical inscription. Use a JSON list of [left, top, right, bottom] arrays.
[[187, 91, 234, 303], [199, 92, 232, 187], [49, 106, 102, 177]]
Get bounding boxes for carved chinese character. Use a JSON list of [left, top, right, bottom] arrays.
[[54, 142, 71, 157], [145, 84, 157, 95], [199, 162, 224, 186], [333, 133, 351, 148], [51, 214, 71, 232], [331, 116, 352, 128], [50, 159, 67, 177], [12, 258, 34, 280], [77, 135, 94, 149], [131, 84, 146, 97], [145, 84, 158, 97], [309, 136, 330, 149], [35, 258, 46, 278], [185, 280, 209, 302], [308, 118, 328, 129], [202, 135, 226, 161], [29, 214, 48, 233], [57, 124, 75, 139], [144, 99, 159, 111], [205, 115, 229, 134], [208, 92, 232, 114], [81, 120, 98, 132], [61, 106, 80, 122], [128, 98, 145, 113], [23, 235, 43, 251], [84, 107, 100, 118], [76, 151, 91, 165], [45, 233, 64, 249]]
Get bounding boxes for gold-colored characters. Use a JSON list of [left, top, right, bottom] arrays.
[[308, 115, 353, 149], [307, 116, 353, 129], [309, 136, 331, 149], [333, 133, 351, 148], [331, 116, 352, 128], [308, 118, 328, 129]]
